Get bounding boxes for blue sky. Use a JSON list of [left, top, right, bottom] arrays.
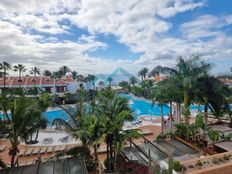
[[0, 0, 231, 75]]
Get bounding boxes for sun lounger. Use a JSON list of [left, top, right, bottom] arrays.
[[39, 147, 48, 154], [141, 130, 153, 135], [54, 145, 61, 152], [25, 148, 33, 156], [26, 160, 34, 165], [0, 145, 6, 152], [18, 149, 26, 157], [32, 148, 41, 155], [47, 146, 53, 153]]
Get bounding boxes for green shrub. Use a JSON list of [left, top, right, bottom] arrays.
[[172, 160, 181, 171], [223, 154, 229, 161], [196, 160, 203, 167], [212, 158, 218, 164], [218, 157, 224, 163]]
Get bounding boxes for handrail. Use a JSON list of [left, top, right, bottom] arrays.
[[142, 136, 168, 159], [128, 146, 148, 165], [130, 139, 160, 167]]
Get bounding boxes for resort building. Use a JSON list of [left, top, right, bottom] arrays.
[[0, 75, 78, 94]]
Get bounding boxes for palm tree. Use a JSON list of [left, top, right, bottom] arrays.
[[88, 74, 96, 90], [72, 115, 105, 167], [96, 89, 140, 172], [195, 75, 230, 124], [30, 67, 41, 97], [149, 66, 160, 78], [43, 70, 52, 76], [138, 67, 149, 81], [159, 56, 212, 123], [13, 64, 26, 88], [58, 65, 71, 76], [0, 97, 43, 167], [0, 62, 11, 93], [77, 74, 85, 88], [107, 77, 113, 87], [129, 76, 137, 87], [98, 81, 104, 89], [71, 71, 78, 80]]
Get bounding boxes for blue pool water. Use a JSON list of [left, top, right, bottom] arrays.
[[119, 93, 170, 116], [1, 95, 231, 126]]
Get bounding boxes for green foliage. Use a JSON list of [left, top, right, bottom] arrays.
[[118, 81, 130, 89], [207, 128, 220, 142], [195, 113, 205, 129], [172, 160, 181, 171], [196, 160, 203, 166], [223, 154, 230, 161], [212, 157, 219, 164]]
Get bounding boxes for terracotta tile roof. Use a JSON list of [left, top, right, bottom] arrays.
[[0, 75, 75, 87]]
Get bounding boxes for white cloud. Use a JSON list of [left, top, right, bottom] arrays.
[[0, 0, 231, 75]]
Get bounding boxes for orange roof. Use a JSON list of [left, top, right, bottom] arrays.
[[0, 75, 75, 87]]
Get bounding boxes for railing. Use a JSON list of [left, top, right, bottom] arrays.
[[129, 139, 160, 168]]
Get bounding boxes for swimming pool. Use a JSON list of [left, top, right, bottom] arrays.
[[1, 95, 231, 127], [119, 93, 170, 116]]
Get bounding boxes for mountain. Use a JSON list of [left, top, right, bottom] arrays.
[[95, 67, 138, 86]]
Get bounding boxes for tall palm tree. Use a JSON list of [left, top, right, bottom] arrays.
[[58, 65, 71, 76], [13, 64, 26, 88], [71, 71, 78, 80], [77, 74, 85, 88], [88, 74, 96, 90], [0, 62, 11, 93], [107, 77, 113, 87], [96, 89, 140, 172], [98, 81, 104, 89], [138, 67, 149, 81], [43, 70, 52, 76], [30, 67, 41, 96], [195, 75, 230, 123], [129, 76, 137, 87], [0, 97, 43, 167], [72, 115, 105, 167], [158, 56, 212, 123]]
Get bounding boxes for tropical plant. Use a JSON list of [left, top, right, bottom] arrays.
[[138, 67, 149, 81], [207, 128, 220, 144], [157, 56, 212, 124], [30, 67, 41, 96], [96, 89, 141, 172], [87, 74, 96, 90], [129, 76, 137, 87], [13, 64, 26, 88], [98, 81, 104, 89], [77, 74, 85, 88], [71, 71, 78, 79], [43, 69, 52, 76], [118, 81, 130, 89], [0, 62, 11, 93], [72, 115, 105, 167], [58, 65, 71, 76], [0, 97, 43, 167], [195, 75, 230, 123], [107, 77, 113, 87]]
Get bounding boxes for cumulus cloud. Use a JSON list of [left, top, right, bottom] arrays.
[[0, 0, 231, 75]]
